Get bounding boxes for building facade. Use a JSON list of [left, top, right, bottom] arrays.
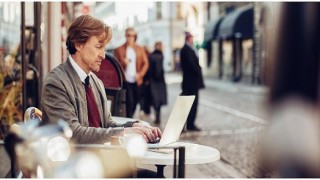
[[203, 2, 280, 84]]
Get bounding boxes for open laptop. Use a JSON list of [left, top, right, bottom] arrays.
[[148, 95, 195, 148]]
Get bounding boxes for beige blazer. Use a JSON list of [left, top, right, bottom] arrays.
[[114, 43, 149, 86], [41, 59, 135, 144]]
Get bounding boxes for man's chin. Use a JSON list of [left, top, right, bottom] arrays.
[[92, 68, 100, 72]]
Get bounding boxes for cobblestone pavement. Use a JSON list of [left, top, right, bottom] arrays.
[[135, 73, 269, 178]]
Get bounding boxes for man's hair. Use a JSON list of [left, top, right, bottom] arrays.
[[125, 27, 136, 35], [125, 27, 137, 41], [185, 31, 193, 41], [154, 41, 162, 51], [66, 15, 112, 54]]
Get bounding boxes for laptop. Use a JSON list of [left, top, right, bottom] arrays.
[[148, 95, 195, 148]]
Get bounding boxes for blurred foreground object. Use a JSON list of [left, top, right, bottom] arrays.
[[5, 118, 73, 177], [257, 2, 320, 178], [5, 108, 135, 178], [258, 98, 320, 177]]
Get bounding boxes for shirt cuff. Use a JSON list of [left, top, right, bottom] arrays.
[[123, 120, 141, 127]]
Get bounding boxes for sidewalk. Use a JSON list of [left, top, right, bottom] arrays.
[[165, 71, 268, 96]]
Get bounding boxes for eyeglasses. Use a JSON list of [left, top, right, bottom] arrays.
[[126, 34, 136, 38]]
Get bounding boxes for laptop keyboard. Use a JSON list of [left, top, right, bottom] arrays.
[[148, 138, 160, 144]]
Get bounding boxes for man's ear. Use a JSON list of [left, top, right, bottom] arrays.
[[75, 43, 83, 52]]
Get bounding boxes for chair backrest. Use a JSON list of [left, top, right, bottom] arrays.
[[94, 53, 127, 117], [95, 53, 123, 89]]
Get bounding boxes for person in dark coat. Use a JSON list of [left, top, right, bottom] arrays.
[[180, 31, 205, 131], [140, 46, 152, 117], [149, 41, 167, 124]]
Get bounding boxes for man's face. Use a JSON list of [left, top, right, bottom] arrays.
[[77, 35, 106, 73], [187, 36, 193, 44], [125, 30, 136, 45]]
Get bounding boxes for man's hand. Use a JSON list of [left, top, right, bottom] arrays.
[[135, 73, 141, 81], [124, 123, 162, 143], [135, 73, 143, 86]]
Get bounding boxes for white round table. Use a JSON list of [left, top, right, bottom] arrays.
[[138, 142, 220, 165], [137, 142, 220, 177]]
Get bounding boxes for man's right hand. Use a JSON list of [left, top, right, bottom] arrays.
[[124, 127, 159, 143]]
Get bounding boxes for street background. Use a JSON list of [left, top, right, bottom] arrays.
[[135, 72, 268, 178]]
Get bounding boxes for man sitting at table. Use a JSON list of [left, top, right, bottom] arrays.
[[41, 15, 161, 145]]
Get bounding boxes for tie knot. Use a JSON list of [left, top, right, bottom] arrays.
[[85, 76, 90, 87]]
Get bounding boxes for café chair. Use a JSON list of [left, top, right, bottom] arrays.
[[93, 53, 127, 117]]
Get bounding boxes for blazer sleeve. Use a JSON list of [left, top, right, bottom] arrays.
[[41, 76, 124, 144], [114, 47, 127, 70], [138, 47, 149, 78]]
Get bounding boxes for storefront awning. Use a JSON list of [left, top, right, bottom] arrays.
[[204, 16, 224, 42], [218, 6, 253, 40]]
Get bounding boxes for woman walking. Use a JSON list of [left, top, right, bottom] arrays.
[[149, 41, 167, 124]]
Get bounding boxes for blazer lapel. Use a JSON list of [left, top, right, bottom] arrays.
[[132, 44, 140, 70], [65, 59, 89, 126]]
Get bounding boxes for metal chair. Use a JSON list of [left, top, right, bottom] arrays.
[[94, 53, 127, 117]]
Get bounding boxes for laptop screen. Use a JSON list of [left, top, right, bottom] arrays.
[[158, 95, 195, 146]]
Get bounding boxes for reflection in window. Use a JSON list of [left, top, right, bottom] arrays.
[[3, 3, 9, 22], [176, 2, 183, 20], [156, 2, 162, 20]]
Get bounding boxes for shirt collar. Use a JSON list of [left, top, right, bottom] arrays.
[[69, 55, 92, 83]]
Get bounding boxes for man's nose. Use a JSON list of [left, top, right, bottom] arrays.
[[99, 49, 105, 59]]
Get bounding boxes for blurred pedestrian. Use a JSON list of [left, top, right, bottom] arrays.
[[114, 27, 149, 118], [180, 31, 205, 131], [140, 46, 152, 119], [148, 41, 167, 124]]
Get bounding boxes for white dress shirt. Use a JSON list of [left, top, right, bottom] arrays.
[[125, 47, 137, 83], [69, 55, 92, 83]]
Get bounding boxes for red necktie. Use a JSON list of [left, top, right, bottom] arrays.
[[84, 76, 102, 127]]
